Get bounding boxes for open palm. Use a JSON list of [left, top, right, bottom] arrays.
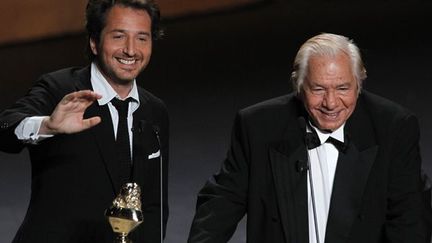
[[41, 90, 102, 134]]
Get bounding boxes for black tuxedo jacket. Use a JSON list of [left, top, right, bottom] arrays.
[[188, 91, 431, 243], [0, 66, 168, 243]]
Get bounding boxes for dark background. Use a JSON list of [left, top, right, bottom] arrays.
[[1, 0, 431, 242]]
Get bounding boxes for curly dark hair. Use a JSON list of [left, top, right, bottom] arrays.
[[85, 0, 163, 60]]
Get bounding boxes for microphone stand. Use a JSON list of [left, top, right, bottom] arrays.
[[298, 117, 320, 243], [152, 125, 164, 243], [307, 150, 320, 243]]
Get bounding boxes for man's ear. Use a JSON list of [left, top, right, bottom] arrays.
[[89, 37, 98, 55]]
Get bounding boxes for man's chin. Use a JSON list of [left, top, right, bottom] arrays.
[[315, 119, 343, 132], [110, 75, 136, 85], [114, 72, 139, 83], [118, 78, 136, 85]]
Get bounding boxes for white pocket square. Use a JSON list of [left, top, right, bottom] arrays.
[[148, 150, 160, 159]]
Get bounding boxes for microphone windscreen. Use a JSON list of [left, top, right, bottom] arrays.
[[296, 160, 308, 172]]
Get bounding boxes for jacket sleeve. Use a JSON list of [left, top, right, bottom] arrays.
[[421, 171, 432, 242], [0, 74, 66, 153], [384, 114, 432, 243], [188, 112, 250, 243]]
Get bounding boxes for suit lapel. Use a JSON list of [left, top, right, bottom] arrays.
[[325, 96, 379, 243], [86, 102, 119, 195], [269, 125, 309, 243], [325, 142, 377, 243], [75, 66, 121, 195]]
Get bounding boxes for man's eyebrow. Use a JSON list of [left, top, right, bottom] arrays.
[[137, 32, 151, 36], [337, 81, 353, 86], [108, 29, 126, 34], [108, 29, 151, 36], [306, 80, 323, 86]]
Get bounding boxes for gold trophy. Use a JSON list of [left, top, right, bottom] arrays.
[[105, 183, 143, 243]]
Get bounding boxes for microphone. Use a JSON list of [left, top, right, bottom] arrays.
[[297, 116, 321, 243], [152, 124, 160, 138], [132, 120, 147, 133], [296, 160, 309, 172]]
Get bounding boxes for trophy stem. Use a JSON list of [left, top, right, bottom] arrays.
[[115, 233, 131, 243]]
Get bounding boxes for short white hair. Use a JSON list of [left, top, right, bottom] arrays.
[[291, 33, 367, 95]]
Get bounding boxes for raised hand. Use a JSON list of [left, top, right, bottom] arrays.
[[40, 90, 103, 135]]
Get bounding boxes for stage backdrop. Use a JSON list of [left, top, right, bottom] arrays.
[[0, 0, 263, 45]]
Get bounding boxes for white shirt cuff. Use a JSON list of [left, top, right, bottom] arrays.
[[15, 116, 53, 144]]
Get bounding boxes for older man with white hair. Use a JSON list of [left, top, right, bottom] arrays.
[[188, 33, 431, 243]]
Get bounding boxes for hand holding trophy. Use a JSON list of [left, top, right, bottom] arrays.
[[105, 183, 143, 243]]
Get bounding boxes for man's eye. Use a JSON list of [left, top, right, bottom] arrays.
[[138, 36, 149, 42], [312, 87, 325, 93], [337, 86, 350, 91]]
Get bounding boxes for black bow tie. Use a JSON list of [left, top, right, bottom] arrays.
[[305, 131, 321, 150], [305, 131, 348, 153], [326, 136, 348, 153]]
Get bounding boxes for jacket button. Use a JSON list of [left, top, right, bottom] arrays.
[[1, 122, 8, 129]]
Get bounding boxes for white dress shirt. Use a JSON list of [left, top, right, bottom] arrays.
[[307, 122, 345, 243]]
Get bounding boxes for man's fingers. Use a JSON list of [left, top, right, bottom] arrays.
[[82, 116, 102, 130], [62, 90, 102, 105], [76, 90, 102, 100]]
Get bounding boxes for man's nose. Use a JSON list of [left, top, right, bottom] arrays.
[[123, 37, 136, 56], [323, 91, 337, 109]]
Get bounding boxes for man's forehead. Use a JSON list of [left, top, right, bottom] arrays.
[[104, 6, 151, 25], [103, 6, 152, 34]]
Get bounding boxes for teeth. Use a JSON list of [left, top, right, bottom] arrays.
[[322, 111, 338, 118], [118, 58, 135, 65]]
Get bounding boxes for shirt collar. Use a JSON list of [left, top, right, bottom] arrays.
[[308, 121, 345, 145], [90, 62, 140, 106]]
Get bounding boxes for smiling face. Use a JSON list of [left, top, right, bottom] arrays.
[[90, 5, 152, 87], [301, 53, 358, 131]]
